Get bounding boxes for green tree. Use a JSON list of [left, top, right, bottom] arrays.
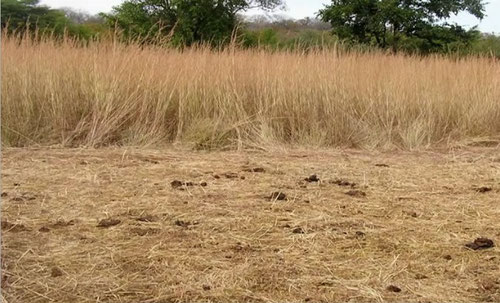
[[318, 0, 485, 53], [102, 0, 284, 45], [472, 33, 500, 57], [1, 0, 70, 35], [60, 8, 104, 25], [0, 0, 103, 39], [60, 8, 110, 40]]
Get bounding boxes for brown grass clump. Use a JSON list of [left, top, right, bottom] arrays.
[[2, 34, 500, 149], [1, 147, 499, 302]]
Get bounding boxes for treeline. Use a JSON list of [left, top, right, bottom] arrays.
[[243, 16, 500, 56], [0, 0, 107, 39], [1, 0, 499, 56], [241, 15, 338, 50]]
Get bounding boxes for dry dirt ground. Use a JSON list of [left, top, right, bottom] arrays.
[[1, 147, 499, 303]]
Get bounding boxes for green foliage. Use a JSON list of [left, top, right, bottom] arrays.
[[100, 1, 161, 40], [240, 16, 337, 50], [1, 0, 497, 56], [1, 0, 108, 40], [319, 0, 486, 53], [102, 0, 284, 46], [243, 28, 278, 47], [1, 0, 70, 35], [241, 28, 339, 51], [472, 34, 500, 57]]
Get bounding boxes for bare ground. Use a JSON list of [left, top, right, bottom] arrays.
[[1, 147, 499, 303]]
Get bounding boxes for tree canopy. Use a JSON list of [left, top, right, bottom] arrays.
[[1, 0, 70, 34], [318, 0, 486, 53], [102, 0, 284, 45], [1, 0, 106, 39], [1, 0, 498, 55]]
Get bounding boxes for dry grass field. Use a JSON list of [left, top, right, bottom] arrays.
[[2, 34, 500, 149], [2, 33, 500, 302], [1, 147, 499, 302]]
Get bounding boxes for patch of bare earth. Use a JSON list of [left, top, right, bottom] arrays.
[[1, 147, 499, 302]]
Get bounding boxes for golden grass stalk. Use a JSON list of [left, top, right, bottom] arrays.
[[2, 34, 499, 149]]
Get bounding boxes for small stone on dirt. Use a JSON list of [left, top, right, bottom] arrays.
[[270, 192, 287, 201], [305, 174, 320, 182], [331, 179, 357, 187], [175, 220, 191, 228], [224, 173, 239, 179], [465, 238, 495, 250], [386, 285, 402, 293], [404, 210, 418, 218], [1, 221, 28, 232], [39, 226, 50, 233], [292, 227, 305, 234], [50, 267, 64, 278], [443, 254, 452, 260], [213, 175, 221, 179], [2, 274, 8, 288], [415, 273, 428, 280], [345, 190, 366, 198], [480, 279, 499, 291], [355, 231, 366, 237], [2, 221, 13, 229], [8, 192, 36, 202], [97, 218, 121, 228], [171, 180, 184, 188], [171, 180, 206, 188], [24, 195, 36, 201], [475, 187, 493, 193]]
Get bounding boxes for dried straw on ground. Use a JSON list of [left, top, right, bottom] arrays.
[[2, 147, 499, 302]]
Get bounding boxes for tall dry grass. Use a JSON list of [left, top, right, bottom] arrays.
[[2, 34, 499, 149]]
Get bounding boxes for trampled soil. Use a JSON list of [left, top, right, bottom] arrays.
[[1, 147, 499, 302]]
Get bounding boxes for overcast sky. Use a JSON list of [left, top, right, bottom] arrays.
[[40, 0, 500, 33]]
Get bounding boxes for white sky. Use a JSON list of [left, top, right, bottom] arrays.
[[40, 0, 500, 33]]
